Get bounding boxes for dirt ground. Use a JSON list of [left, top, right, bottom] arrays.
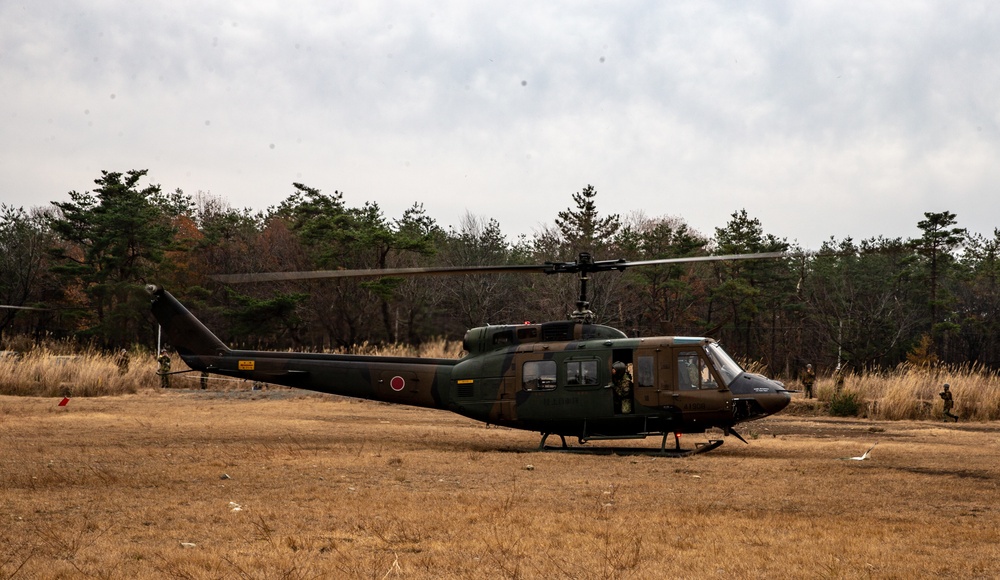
[[2, 388, 998, 579]]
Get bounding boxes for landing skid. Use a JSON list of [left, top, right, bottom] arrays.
[[538, 432, 724, 457]]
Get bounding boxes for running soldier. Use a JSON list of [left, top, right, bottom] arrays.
[[940, 383, 958, 422]]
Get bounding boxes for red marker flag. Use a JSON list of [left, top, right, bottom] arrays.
[[58, 397, 70, 406]]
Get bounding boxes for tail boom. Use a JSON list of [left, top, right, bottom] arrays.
[[147, 285, 456, 409]]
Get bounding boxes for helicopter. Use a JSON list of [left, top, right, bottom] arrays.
[[148, 251, 792, 456]]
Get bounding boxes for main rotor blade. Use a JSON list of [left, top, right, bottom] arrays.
[[618, 252, 786, 269], [210, 251, 788, 284], [0, 304, 50, 311], [210, 264, 550, 284]]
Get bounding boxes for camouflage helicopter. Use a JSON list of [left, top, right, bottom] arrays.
[[148, 252, 791, 455]]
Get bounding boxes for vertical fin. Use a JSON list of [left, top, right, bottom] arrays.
[[147, 285, 230, 357]]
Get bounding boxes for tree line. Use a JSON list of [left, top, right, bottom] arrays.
[[2, 170, 998, 380]]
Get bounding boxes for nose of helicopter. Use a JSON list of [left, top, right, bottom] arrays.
[[759, 382, 792, 416]]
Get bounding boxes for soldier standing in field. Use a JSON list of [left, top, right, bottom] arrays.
[[116, 348, 130, 375], [940, 383, 958, 422], [802, 363, 816, 399], [833, 365, 845, 395], [158, 349, 171, 388]]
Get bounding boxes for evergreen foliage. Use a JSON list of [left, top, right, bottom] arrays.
[[45, 170, 191, 346], [4, 169, 999, 375], [554, 184, 621, 256], [829, 392, 862, 417]]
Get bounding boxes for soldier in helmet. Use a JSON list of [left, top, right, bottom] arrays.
[[612, 361, 633, 414], [157, 349, 171, 388], [802, 364, 816, 399], [940, 383, 958, 422]]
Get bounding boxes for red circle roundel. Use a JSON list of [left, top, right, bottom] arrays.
[[390, 375, 406, 392]]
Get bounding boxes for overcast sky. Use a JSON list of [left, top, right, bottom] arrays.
[[2, 1, 998, 250]]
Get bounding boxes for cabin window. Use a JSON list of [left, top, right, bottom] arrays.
[[492, 330, 514, 346], [523, 360, 557, 391], [636, 355, 655, 388], [565, 360, 599, 386]]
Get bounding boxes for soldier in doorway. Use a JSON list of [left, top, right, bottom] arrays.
[[612, 361, 633, 414]]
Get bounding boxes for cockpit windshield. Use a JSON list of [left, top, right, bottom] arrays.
[[704, 342, 744, 387]]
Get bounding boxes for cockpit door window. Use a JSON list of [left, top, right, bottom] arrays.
[[677, 351, 718, 390]]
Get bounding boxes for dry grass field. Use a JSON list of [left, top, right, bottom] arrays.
[[2, 386, 999, 579]]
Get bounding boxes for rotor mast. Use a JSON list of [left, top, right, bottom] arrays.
[[546, 252, 628, 323], [572, 253, 594, 322]]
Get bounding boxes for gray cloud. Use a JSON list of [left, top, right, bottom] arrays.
[[2, 1, 998, 248]]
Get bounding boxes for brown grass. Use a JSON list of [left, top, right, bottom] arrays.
[[2, 388, 998, 579], [801, 364, 1000, 422], [335, 338, 464, 359], [6, 343, 999, 425], [0, 340, 464, 398], [0, 348, 161, 397]]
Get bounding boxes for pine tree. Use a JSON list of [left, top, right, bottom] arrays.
[[911, 211, 966, 329], [47, 169, 190, 345], [554, 185, 621, 257]]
